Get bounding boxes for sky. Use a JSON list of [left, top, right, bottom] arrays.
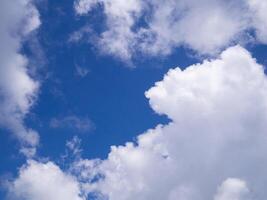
[[0, 0, 267, 200]]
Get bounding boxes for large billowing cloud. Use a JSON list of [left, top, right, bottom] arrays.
[[79, 45, 267, 200], [0, 0, 41, 156], [74, 0, 267, 61], [10, 46, 267, 199]]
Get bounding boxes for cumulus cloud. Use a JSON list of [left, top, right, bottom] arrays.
[[0, 0, 41, 156], [73, 0, 267, 61], [214, 178, 250, 200], [84, 46, 267, 200], [8, 160, 84, 200], [73, 46, 267, 200], [10, 46, 267, 199], [50, 115, 94, 133]]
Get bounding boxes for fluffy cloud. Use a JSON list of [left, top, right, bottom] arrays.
[[66, 46, 267, 200], [247, 0, 267, 43], [214, 178, 250, 200], [0, 0, 41, 155], [12, 46, 267, 199], [8, 160, 84, 200], [74, 0, 267, 61], [74, 0, 144, 60]]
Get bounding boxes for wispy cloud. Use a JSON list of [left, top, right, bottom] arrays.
[[68, 26, 92, 43], [75, 65, 90, 78], [50, 115, 94, 133]]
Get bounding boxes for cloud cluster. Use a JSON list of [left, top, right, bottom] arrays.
[[74, 0, 267, 61], [9, 46, 267, 199], [2, 0, 267, 199], [0, 0, 41, 156]]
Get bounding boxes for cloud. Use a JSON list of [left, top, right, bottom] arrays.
[[50, 115, 94, 133], [214, 178, 250, 200], [74, 0, 99, 15], [74, 0, 267, 61], [10, 46, 267, 199], [74, 0, 144, 61], [75, 65, 90, 78], [0, 0, 41, 156], [247, 0, 267, 43], [70, 46, 267, 200], [8, 160, 84, 200], [68, 26, 92, 43]]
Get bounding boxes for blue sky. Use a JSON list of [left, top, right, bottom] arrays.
[[1, 0, 267, 200]]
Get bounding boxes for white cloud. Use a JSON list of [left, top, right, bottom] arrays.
[[64, 46, 267, 200], [8, 160, 84, 200], [5, 1, 267, 198], [74, 0, 144, 61], [247, 0, 267, 43], [74, 0, 99, 15], [9, 45, 267, 199], [214, 178, 250, 200], [74, 0, 267, 61], [0, 0, 41, 155]]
